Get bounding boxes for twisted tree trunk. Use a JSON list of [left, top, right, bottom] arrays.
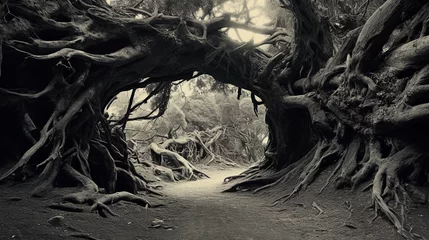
[[1, 0, 429, 237]]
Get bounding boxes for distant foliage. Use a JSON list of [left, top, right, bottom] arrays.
[[109, 76, 267, 164], [182, 94, 221, 131]]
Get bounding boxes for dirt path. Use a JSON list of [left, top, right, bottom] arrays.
[[143, 168, 403, 240], [0, 167, 414, 240], [156, 168, 301, 240]]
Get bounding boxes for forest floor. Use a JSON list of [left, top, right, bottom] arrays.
[[0, 165, 428, 240]]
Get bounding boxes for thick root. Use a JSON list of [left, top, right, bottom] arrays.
[[347, 72, 377, 96], [273, 141, 335, 204], [62, 164, 99, 204], [227, 137, 428, 239], [150, 142, 209, 180], [90, 191, 156, 217], [368, 145, 425, 239], [59, 164, 159, 217]]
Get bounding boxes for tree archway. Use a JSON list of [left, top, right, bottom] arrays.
[[1, 0, 429, 238]]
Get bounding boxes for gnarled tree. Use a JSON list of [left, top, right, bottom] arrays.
[[1, 0, 429, 238]]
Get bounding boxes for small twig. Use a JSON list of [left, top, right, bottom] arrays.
[[312, 202, 324, 216], [133, 0, 144, 8], [7, 197, 22, 201], [370, 212, 379, 224], [343, 200, 357, 229], [69, 233, 103, 240], [344, 223, 357, 229], [357, 0, 372, 21], [344, 201, 352, 220], [294, 203, 306, 208], [362, 182, 373, 192]]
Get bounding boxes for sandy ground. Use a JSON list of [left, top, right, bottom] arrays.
[[0, 166, 427, 240]]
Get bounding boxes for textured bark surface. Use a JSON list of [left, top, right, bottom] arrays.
[[1, 0, 429, 238]]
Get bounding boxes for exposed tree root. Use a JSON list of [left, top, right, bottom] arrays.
[[346, 71, 377, 96], [89, 191, 159, 217], [227, 137, 429, 239], [141, 127, 242, 179], [368, 144, 426, 239], [143, 126, 241, 168], [62, 164, 98, 204], [150, 142, 209, 180], [224, 145, 318, 193], [61, 164, 160, 217]]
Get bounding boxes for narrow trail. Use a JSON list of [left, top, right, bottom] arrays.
[[157, 168, 300, 240], [143, 167, 401, 240], [0, 167, 405, 240]]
